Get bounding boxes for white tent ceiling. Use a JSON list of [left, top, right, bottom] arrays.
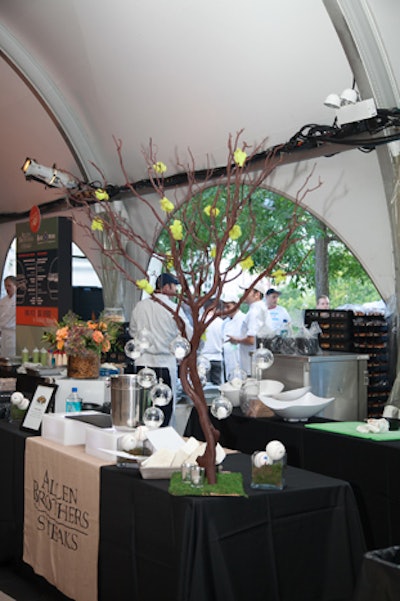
[[0, 0, 399, 304]]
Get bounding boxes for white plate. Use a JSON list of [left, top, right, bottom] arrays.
[[258, 380, 285, 396], [272, 386, 311, 401], [258, 392, 335, 422]]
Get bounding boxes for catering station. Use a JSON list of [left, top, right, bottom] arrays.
[[2, 3, 400, 600], [0, 336, 399, 601]]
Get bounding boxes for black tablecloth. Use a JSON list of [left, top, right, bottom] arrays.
[[185, 408, 400, 550], [0, 420, 33, 562], [0, 419, 367, 601], [99, 453, 366, 601]]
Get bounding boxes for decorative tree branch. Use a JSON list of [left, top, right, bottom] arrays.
[[67, 132, 322, 484]]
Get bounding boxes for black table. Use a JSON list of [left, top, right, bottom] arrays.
[[0, 420, 32, 562], [99, 453, 365, 601], [0, 419, 366, 601], [185, 408, 400, 550]]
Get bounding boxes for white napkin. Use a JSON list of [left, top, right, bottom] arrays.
[[141, 438, 226, 470], [356, 418, 389, 434]]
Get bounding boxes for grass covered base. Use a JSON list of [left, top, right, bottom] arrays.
[[169, 471, 247, 497]]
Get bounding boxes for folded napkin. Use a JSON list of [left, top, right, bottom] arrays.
[[141, 436, 226, 469]]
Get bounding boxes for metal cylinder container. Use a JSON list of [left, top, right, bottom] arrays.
[[110, 374, 149, 430]]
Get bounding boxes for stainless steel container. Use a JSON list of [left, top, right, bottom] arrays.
[[110, 374, 150, 430]]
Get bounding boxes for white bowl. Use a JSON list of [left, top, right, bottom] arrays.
[[219, 382, 241, 407], [258, 380, 285, 396], [273, 386, 311, 401], [258, 392, 335, 422]]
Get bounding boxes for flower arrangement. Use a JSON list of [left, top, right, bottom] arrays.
[[42, 311, 120, 357]]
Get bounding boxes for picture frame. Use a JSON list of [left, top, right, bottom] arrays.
[[20, 383, 58, 433]]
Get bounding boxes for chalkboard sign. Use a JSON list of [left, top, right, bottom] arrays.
[[16, 217, 72, 326]]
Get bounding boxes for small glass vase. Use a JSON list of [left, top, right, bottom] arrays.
[[251, 451, 286, 490], [9, 405, 27, 423], [67, 353, 100, 379]]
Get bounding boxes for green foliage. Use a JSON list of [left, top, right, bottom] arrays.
[[157, 184, 381, 309]]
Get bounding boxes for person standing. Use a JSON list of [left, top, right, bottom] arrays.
[[0, 276, 16, 358], [200, 299, 224, 385], [227, 281, 272, 376], [316, 295, 330, 310], [266, 288, 292, 335], [129, 273, 193, 426], [221, 292, 246, 381]]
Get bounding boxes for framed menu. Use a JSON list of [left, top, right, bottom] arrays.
[[20, 383, 58, 433], [16, 216, 72, 327]]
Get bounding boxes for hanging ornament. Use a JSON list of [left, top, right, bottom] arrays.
[[228, 365, 248, 388], [197, 355, 211, 377], [169, 335, 191, 360], [124, 339, 142, 360], [210, 394, 233, 420], [253, 343, 274, 370], [137, 366, 157, 389], [136, 328, 152, 352], [143, 405, 164, 428], [149, 378, 172, 407]]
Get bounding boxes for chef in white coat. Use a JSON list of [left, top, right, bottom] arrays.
[[0, 276, 16, 358]]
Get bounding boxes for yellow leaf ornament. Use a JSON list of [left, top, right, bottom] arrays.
[[233, 148, 247, 167], [160, 197, 175, 213], [94, 188, 110, 201], [166, 253, 174, 270], [240, 256, 254, 271], [229, 224, 242, 240], [91, 218, 104, 231], [272, 269, 287, 284], [136, 279, 154, 294], [204, 205, 220, 217], [170, 219, 184, 241], [153, 161, 167, 174]]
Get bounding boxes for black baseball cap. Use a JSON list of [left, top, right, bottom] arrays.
[[156, 273, 179, 289], [266, 288, 281, 296]]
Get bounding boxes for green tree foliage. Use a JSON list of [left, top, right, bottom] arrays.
[[157, 185, 380, 309]]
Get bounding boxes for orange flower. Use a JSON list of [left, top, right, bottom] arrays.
[[102, 339, 111, 352], [92, 330, 104, 344], [56, 326, 69, 340]]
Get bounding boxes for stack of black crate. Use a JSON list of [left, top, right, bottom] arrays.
[[352, 313, 391, 417], [304, 310, 354, 353], [304, 309, 391, 417]]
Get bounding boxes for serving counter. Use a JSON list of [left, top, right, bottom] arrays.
[[0, 419, 366, 601], [185, 408, 400, 550]]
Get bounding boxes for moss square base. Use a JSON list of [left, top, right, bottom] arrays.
[[169, 471, 247, 497]]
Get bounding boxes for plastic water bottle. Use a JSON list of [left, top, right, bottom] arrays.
[[280, 319, 289, 338], [65, 387, 82, 412]]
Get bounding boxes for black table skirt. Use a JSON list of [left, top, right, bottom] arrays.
[[0, 419, 366, 601], [0, 420, 32, 562], [185, 407, 400, 550], [99, 453, 366, 601]]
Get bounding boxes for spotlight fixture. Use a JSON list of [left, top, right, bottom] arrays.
[[22, 158, 79, 189], [324, 89, 377, 126], [324, 93, 341, 109], [340, 88, 359, 105], [324, 88, 359, 108]]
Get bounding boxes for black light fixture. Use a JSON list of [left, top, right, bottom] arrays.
[[22, 158, 79, 189]]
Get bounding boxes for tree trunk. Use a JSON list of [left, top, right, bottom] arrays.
[[180, 353, 220, 484], [314, 226, 329, 301]]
